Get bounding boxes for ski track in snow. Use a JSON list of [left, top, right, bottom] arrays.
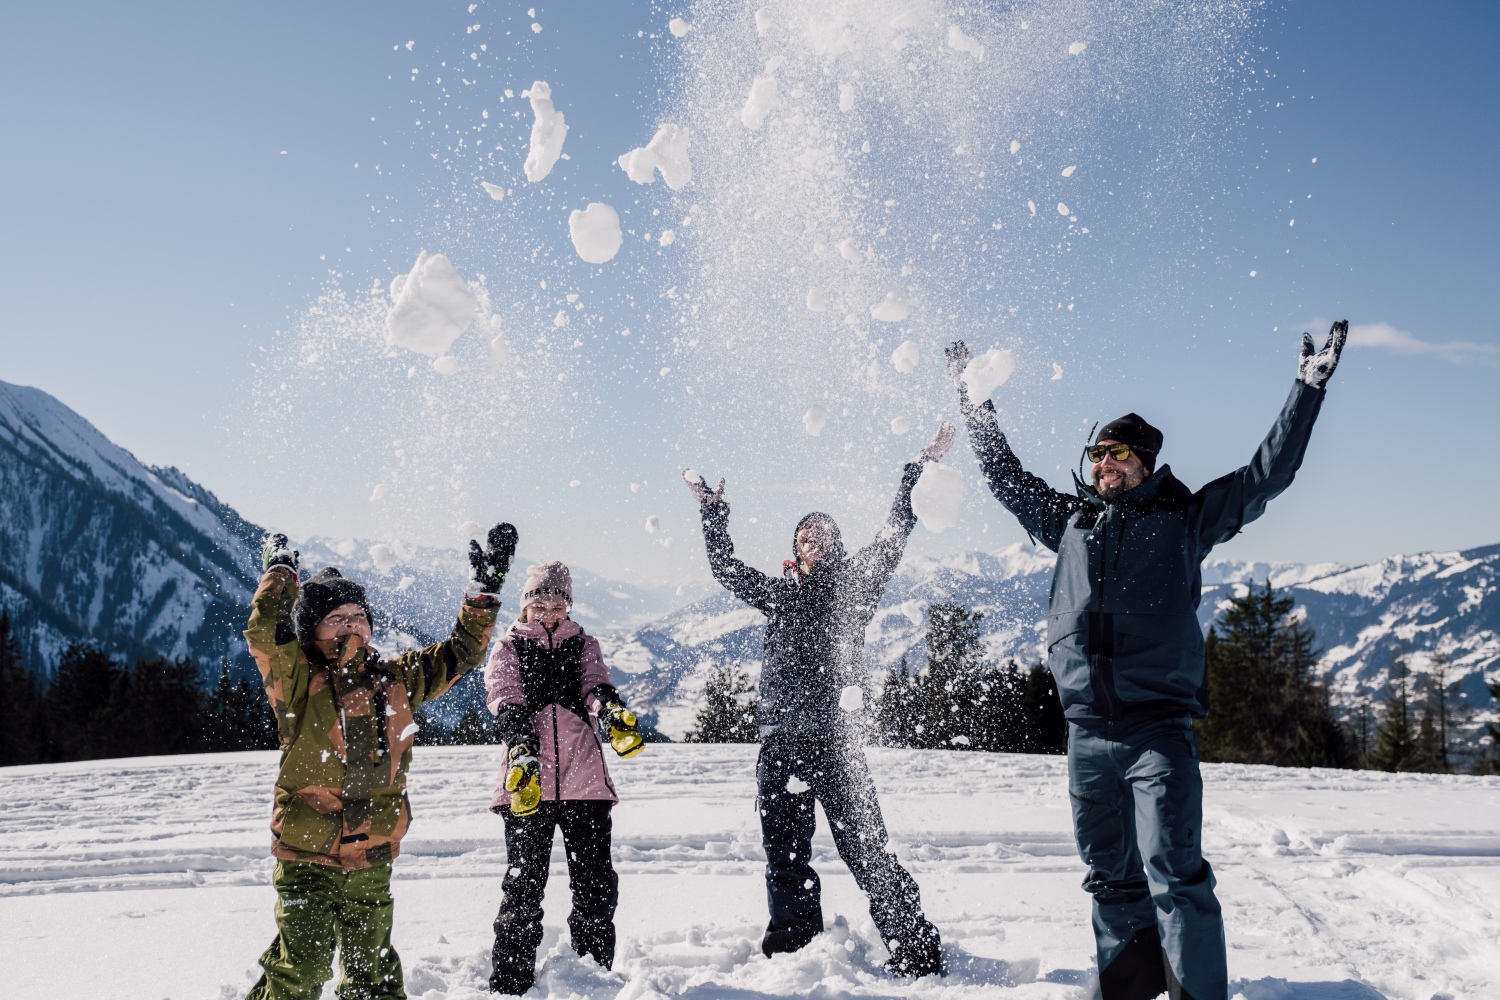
[[2, 747, 1498, 999]]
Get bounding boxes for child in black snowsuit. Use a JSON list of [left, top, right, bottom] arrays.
[[684, 423, 955, 979]]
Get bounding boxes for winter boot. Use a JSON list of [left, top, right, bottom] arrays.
[[762, 922, 821, 957], [489, 965, 534, 996], [1098, 927, 1168, 1000], [885, 928, 945, 978]]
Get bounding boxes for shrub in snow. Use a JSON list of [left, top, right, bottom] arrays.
[[386, 251, 477, 358], [569, 203, 623, 264]]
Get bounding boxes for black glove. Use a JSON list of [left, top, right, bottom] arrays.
[[468, 522, 519, 597], [682, 469, 727, 510], [261, 533, 299, 574], [1299, 320, 1348, 389]]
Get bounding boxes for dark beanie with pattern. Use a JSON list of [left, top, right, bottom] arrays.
[[1097, 413, 1164, 471], [293, 567, 372, 646]]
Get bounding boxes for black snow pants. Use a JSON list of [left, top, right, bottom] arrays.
[[757, 734, 942, 973], [490, 800, 618, 994]]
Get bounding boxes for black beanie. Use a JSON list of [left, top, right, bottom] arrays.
[[294, 567, 372, 646], [1097, 413, 1163, 471], [793, 512, 845, 559]]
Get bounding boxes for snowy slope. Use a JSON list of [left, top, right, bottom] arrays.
[[607, 542, 1500, 748], [0, 746, 1495, 999], [0, 380, 263, 671]]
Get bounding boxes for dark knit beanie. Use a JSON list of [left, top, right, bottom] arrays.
[[793, 512, 845, 558], [1097, 413, 1163, 471], [294, 567, 372, 646]]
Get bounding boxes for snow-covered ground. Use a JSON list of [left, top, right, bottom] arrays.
[[2, 747, 1497, 1000]]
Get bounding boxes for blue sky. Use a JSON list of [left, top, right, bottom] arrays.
[[1, 1, 1496, 586]]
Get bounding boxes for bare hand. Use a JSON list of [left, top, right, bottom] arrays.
[[917, 421, 956, 463], [1298, 320, 1348, 389], [683, 469, 727, 507]]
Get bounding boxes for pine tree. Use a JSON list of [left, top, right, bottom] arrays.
[[1368, 654, 1416, 772], [910, 603, 991, 750], [1197, 581, 1351, 767], [205, 663, 279, 751], [685, 664, 758, 742], [1020, 663, 1067, 755], [0, 611, 44, 765], [44, 645, 129, 761], [1471, 679, 1500, 775], [874, 656, 922, 748], [450, 704, 500, 745], [122, 657, 207, 757]]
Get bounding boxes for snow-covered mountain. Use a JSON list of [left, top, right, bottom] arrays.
[[0, 380, 263, 671], [606, 543, 1500, 744]]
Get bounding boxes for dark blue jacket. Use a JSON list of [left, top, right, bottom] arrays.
[[960, 381, 1325, 721], [698, 463, 923, 738]]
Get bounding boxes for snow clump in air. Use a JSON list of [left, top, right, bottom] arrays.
[[805, 288, 827, 312], [802, 405, 828, 436], [947, 26, 984, 61], [1052, 362, 1064, 380], [1010, 139, 1021, 155], [617, 125, 692, 190], [901, 599, 925, 625], [432, 356, 459, 376], [645, 515, 660, 534], [839, 685, 864, 712], [890, 340, 919, 374], [522, 81, 567, 182], [890, 416, 911, 435], [741, 58, 781, 130], [963, 348, 1017, 400], [480, 181, 505, 200], [385, 251, 477, 357], [369, 484, 388, 503], [1061, 165, 1077, 177], [871, 289, 911, 322], [668, 17, 691, 37], [568, 203, 623, 264], [785, 775, 810, 793], [1057, 202, 1070, 216], [911, 464, 964, 532], [1069, 41, 1088, 55]]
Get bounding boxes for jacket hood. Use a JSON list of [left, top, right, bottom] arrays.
[[792, 511, 848, 564]]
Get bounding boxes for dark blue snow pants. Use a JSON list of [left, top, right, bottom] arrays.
[[1068, 717, 1226, 1000], [756, 734, 942, 970]]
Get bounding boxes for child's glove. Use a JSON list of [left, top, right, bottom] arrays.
[[467, 522, 519, 602], [604, 702, 645, 758], [261, 533, 299, 575], [503, 742, 542, 817]]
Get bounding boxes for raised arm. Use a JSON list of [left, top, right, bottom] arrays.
[[686, 473, 779, 612], [947, 342, 1087, 550], [389, 596, 500, 709], [847, 421, 954, 591], [243, 563, 307, 748], [1193, 323, 1345, 548]]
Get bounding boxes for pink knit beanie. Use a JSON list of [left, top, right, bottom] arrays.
[[521, 561, 573, 606]]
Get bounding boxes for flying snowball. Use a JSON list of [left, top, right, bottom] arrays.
[[668, 17, 690, 36], [838, 82, 854, 112], [432, 355, 459, 376], [1068, 41, 1088, 55], [386, 251, 477, 357], [962, 349, 1017, 400], [1010, 139, 1021, 155], [890, 416, 911, 435], [947, 25, 984, 61], [369, 484, 388, 503], [838, 238, 861, 263], [459, 520, 483, 536], [871, 290, 911, 322], [480, 181, 505, 200], [890, 340, 919, 374], [1052, 362, 1064, 380], [806, 288, 827, 313], [839, 685, 865, 712], [1057, 202, 1070, 216], [522, 81, 567, 182], [741, 70, 778, 130], [617, 124, 692, 190], [1028, 200, 1037, 217], [569, 203, 623, 264], [786, 775, 810, 793], [901, 599, 926, 625], [803, 405, 828, 437], [645, 515, 660, 534], [911, 464, 964, 532]]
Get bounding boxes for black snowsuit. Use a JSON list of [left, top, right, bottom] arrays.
[[698, 462, 943, 974], [959, 379, 1326, 1000]]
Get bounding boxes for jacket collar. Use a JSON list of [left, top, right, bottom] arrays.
[[508, 618, 583, 643], [1074, 464, 1182, 508]]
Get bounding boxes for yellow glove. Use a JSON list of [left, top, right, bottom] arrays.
[[605, 703, 644, 758], [503, 744, 542, 817]]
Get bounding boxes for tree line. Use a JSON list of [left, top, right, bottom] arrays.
[[0, 611, 278, 766]]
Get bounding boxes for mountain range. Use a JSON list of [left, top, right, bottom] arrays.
[[3, 378, 1496, 749]]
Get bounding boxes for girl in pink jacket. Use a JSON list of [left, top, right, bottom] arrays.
[[484, 561, 644, 995]]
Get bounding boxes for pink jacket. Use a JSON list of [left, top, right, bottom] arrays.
[[484, 618, 619, 810]]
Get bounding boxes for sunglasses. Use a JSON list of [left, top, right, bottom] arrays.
[[1085, 442, 1146, 464], [323, 612, 369, 628]]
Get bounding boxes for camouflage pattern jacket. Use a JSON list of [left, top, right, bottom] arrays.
[[244, 569, 499, 870]]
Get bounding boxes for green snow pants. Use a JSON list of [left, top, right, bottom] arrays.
[[245, 859, 405, 1000]]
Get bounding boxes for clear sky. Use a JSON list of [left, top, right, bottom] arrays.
[[2, 1, 1497, 586]]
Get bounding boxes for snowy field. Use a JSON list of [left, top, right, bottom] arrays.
[[2, 747, 1497, 1000]]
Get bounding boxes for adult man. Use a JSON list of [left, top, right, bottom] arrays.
[[683, 423, 956, 978], [241, 525, 514, 1000], [946, 323, 1347, 1000]]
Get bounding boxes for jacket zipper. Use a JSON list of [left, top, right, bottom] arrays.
[[1096, 506, 1123, 721], [551, 705, 561, 801]]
